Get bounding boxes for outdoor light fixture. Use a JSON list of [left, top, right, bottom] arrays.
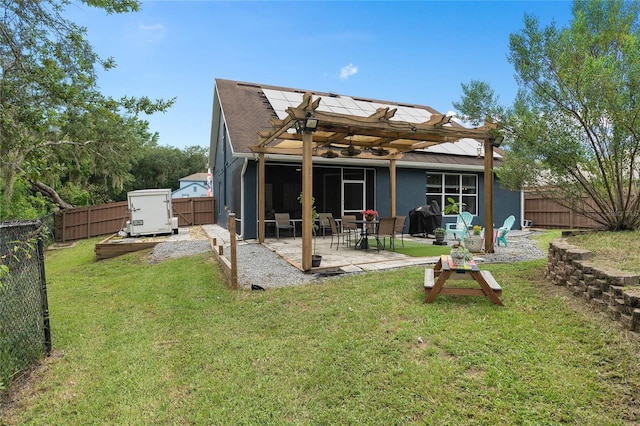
[[295, 112, 318, 134], [477, 144, 484, 158], [304, 116, 319, 132], [491, 134, 504, 147]]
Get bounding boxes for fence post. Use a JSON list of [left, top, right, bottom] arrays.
[[37, 235, 52, 355], [228, 213, 238, 289]]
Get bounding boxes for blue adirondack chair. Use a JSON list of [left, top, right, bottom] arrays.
[[446, 212, 473, 243], [496, 215, 516, 247]]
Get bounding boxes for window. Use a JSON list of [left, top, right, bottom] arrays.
[[426, 173, 478, 215]]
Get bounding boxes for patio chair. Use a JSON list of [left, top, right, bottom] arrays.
[[393, 215, 406, 247], [318, 213, 333, 238], [342, 215, 358, 239], [274, 213, 295, 239], [496, 215, 516, 247], [328, 216, 350, 249], [446, 212, 473, 243], [375, 217, 396, 252]]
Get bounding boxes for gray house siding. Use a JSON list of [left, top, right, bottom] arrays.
[[234, 163, 518, 240], [243, 161, 258, 239]]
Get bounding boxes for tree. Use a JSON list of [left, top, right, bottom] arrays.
[[454, 0, 640, 230], [128, 145, 208, 194], [0, 0, 174, 218]]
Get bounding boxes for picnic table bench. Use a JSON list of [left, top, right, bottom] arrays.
[[424, 255, 503, 306]]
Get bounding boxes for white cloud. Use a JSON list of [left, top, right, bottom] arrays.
[[137, 23, 166, 43], [339, 63, 358, 80]]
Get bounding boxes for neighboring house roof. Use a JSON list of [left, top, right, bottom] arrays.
[[213, 78, 502, 167], [180, 172, 208, 182], [171, 182, 208, 197]]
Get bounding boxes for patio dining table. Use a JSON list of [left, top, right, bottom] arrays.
[[353, 219, 379, 250]]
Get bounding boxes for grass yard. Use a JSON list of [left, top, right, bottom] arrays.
[[2, 232, 640, 424], [567, 230, 640, 275], [390, 240, 451, 257]]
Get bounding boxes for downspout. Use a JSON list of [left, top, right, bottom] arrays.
[[239, 157, 248, 239]]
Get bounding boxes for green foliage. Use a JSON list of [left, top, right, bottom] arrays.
[[0, 179, 50, 220], [442, 196, 462, 215], [455, 0, 640, 230], [297, 192, 319, 232], [0, 0, 174, 212], [127, 145, 208, 195]]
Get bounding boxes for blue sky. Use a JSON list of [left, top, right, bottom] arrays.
[[66, 1, 574, 150]]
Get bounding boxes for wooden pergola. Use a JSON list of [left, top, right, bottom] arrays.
[[251, 93, 500, 271]]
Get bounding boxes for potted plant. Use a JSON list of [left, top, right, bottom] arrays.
[[298, 193, 322, 267], [361, 209, 379, 221], [450, 243, 473, 265], [433, 227, 447, 245], [465, 225, 484, 253], [443, 196, 471, 240]]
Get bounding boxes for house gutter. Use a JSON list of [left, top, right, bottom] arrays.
[[236, 152, 487, 172]]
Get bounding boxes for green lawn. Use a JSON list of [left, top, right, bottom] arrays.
[[2, 233, 640, 425], [391, 239, 451, 257]]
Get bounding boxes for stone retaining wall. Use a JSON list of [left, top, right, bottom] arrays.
[[546, 239, 640, 333]]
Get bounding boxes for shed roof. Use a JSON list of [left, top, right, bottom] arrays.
[[180, 173, 208, 182]]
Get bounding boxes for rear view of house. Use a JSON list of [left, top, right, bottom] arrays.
[[208, 78, 522, 240]]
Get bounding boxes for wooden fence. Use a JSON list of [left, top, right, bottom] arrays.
[[524, 192, 601, 229], [55, 197, 216, 242]]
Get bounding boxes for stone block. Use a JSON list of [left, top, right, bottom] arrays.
[[612, 297, 626, 312], [595, 278, 609, 292], [623, 289, 640, 309], [620, 313, 633, 330], [610, 286, 625, 298], [587, 286, 602, 298], [590, 298, 608, 312], [567, 248, 593, 261], [608, 306, 622, 321]]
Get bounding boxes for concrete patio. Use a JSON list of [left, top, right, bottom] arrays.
[[200, 224, 533, 275], [201, 224, 439, 273]]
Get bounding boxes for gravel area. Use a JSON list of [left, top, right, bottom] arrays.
[[461, 231, 547, 264], [234, 243, 321, 289], [149, 240, 212, 264], [150, 230, 547, 289]]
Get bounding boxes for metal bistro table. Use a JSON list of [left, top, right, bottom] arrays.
[[353, 219, 379, 250]]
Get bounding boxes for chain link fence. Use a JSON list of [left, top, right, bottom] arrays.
[[0, 220, 51, 393]]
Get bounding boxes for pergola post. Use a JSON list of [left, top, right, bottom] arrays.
[[389, 159, 397, 217], [483, 138, 495, 254], [258, 153, 265, 243], [301, 130, 313, 271]]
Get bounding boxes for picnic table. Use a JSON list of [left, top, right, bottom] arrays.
[[424, 255, 503, 306]]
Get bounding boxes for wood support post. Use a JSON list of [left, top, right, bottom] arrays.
[[389, 159, 397, 217], [301, 131, 313, 271], [484, 139, 495, 254], [258, 153, 265, 243], [229, 212, 238, 289]]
